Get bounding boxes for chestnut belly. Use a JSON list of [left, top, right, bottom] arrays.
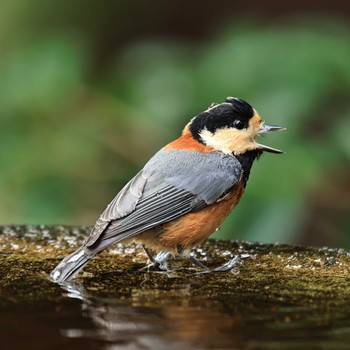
[[134, 181, 246, 254]]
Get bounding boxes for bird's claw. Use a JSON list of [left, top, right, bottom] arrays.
[[142, 244, 241, 275], [211, 256, 241, 272], [193, 256, 241, 275], [140, 249, 174, 272], [154, 251, 173, 270]]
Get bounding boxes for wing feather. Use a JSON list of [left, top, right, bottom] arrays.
[[85, 149, 242, 250], [85, 170, 149, 246]]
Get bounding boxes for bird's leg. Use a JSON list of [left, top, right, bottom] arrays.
[[141, 245, 173, 271], [194, 255, 241, 274], [154, 251, 173, 270], [176, 245, 209, 270], [176, 245, 241, 274], [142, 245, 156, 263], [188, 255, 209, 270], [211, 255, 241, 272], [143, 245, 239, 272]]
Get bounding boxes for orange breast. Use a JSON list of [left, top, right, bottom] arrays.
[[157, 181, 246, 251]]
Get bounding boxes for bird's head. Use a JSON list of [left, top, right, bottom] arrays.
[[187, 97, 286, 155]]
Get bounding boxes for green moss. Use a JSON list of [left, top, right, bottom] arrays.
[[1, 225, 350, 309]]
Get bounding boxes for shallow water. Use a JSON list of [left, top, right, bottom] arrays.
[[1, 225, 350, 349], [3, 280, 350, 350]]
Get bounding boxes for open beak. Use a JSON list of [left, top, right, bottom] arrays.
[[257, 123, 286, 154]]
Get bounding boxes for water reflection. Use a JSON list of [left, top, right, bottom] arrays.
[[58, 279, 350, 350], [60, 280, 245, 349]]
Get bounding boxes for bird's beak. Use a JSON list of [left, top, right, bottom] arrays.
[[257, 123, 286, 154]]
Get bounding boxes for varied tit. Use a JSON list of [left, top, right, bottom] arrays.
[[51, 97, 285, 283]]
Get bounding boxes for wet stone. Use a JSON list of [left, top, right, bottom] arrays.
[[1, 225, 350, 349], [1, 224, 350, 305]]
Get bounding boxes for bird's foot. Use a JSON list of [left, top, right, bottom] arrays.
[[212, 255, 241, 272], [193, 255, 241, 275], [141, 245, 241, 274], [141, 245, 174, 271], [153, 251, 173, 270], [188, 254, 209, 270]]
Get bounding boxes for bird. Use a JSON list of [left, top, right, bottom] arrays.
[[51, 96, 285, 283]]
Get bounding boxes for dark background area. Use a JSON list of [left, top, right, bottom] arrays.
[[0, 0, 349, 247]]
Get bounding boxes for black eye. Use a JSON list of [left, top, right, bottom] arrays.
[[233, 120, 245, 130]]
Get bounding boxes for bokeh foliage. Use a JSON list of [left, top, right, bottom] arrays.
[[0, 2, 349, 247]]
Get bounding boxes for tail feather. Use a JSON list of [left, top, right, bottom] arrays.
[[50, 226, 140, 283], [50, 247, 94, 283]]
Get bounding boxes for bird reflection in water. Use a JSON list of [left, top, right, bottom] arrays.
[[59, 279, 245, 349]]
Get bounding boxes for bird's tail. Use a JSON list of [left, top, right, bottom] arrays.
[[50, 246, 94, 284]]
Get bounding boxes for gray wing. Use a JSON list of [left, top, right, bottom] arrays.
[[85, 149, 242, 250], [86, 170, 150, 246]]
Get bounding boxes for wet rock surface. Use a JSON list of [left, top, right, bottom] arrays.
[[1, 225, 350, 349]]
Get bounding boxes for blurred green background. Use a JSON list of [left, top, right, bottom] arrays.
[[0, 0, 349, 247]]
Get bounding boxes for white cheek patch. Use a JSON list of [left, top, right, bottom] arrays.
[[199, 128, 229, 152], [199, 126, 259, 155]]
